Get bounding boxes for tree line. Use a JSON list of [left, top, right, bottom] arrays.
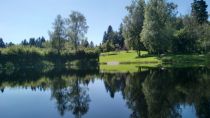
[[0, 0, 209, 56], [100, 0, 210, 56], [0, 38, 14, 48], [0, 11, 95, 54], [100, 24, 125, 52], [49, 11, 95, 54], [0, 11, 99, 68], [21, 37, 46, 48], [0, 37, 46, 48]]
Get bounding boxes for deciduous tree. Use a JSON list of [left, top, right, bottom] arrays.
[[66, 11, 88, 51], [49, 15, 66, 53], [141, 0, 172, 54], [123, 0, 145, 56]]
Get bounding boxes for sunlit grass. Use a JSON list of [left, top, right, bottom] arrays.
[[100, 63, 160, 73], [100, 50, 161, 64], [99, 50, 210, 72]]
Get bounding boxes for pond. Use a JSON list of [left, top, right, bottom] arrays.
[[0, 67, 210, 118]]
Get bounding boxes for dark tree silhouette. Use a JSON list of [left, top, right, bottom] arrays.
[[192, 0, 208, 24]]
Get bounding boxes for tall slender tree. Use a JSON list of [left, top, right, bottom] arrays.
[[118, 23, 125, 49], [141, 0, 171, 54], [29, 38, 36, 46], [192, 0, 208, 24], [21, 39, 28, 46], [104, 25, 115, 44], [81, 38, 89, 48], [89, 41, 94, 48], [123, 0, 145, 56], [66, 11, 88, 51], [0, 38, 5, 48], [49, 15, 66, 53], [101, 25, 116, 52], [102, 31, 108, 44]]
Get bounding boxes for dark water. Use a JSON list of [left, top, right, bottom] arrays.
[[0, 67, 210, 118]]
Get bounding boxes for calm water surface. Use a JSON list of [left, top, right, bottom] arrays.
[[0, 67, 209, 118]]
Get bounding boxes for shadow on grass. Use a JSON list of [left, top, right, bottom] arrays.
[[100, 53, 118, 56], [125, 51, 132, 53], [135, 53, 159, 58]]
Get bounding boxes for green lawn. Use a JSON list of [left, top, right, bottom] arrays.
[[99, 50, 210, 72], [100, 50, 161, 64], [100, 63, 159, 73]]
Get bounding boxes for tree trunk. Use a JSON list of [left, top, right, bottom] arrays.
[[137, 50, 141, 57]]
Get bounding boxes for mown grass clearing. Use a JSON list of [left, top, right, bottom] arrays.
[[99, 50, 210, 72], [100, 50, 161, 64]]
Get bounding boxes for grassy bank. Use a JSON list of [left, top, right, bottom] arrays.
[[101, 64, 148, 73], [100, 51, 210, 72], [100, 51, 160, 64], [0, 46, 99, 70]]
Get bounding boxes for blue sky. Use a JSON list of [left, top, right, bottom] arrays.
[[0, 0, 209, 45]]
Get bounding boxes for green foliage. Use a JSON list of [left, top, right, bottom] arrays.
[[0, 45, 99, 73], [5, 42, 15, 48], [117, 23, 125, 49], [0, 45, 49, 56], [191, 0, 209, 24], [172, 28, 198, 53], [4, 62, 15, 75], [42, 40, 52, 49], [101, 40, 115, 52], [172, 16, 197, 53], [29, 38, 36, 46], [197, 23, 210, 53], [49, 15, 66, 54], [48, 11, 90, 52], [80, 39, 89, 48], [141, 0, 172, 54], [21, 37, 46, 48], [21, 39, 28, 46], [123, 0, 145, 56], [102, 25, 114, 44], [101, 25, 125, 52], [0, 38, 5, 48], [66, 11, 89, 51], [171, 15, 210, 54]]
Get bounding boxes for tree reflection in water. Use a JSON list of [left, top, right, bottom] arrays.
[[0, 67, 96, 118], [101, 67, 210, 118], [51, 76, 90, 118], [0, 66, 210, 118]]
